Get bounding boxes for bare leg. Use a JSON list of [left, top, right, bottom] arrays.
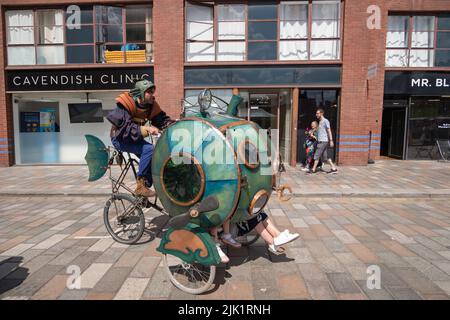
[[222, 219, 231, 234], [262, 219, 281, 238], [312, 159, 319, 172], [327, 159, 337, 170], [210, 227, 219, 242], [255, 223, 275, 245]]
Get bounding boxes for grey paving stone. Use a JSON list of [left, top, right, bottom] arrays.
[[93, 267, 132, 293], [321, 236, 349, 253], [391, 267, 446, 295], [142, 267, 173, 299], [404, 257, 450, 281], [58, 289, 89, 300], [407, 244, 449, 261], [386, 287, 423, 300], [326, 273, 362, 294], [356, 280, 394, 300], [305, 280, 336, 300], [251, 265, 280, 300]]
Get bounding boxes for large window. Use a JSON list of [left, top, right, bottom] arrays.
[[407, 97, 450, 159], [185, 0, 342, 62], [6, 5, 153, 66], [386, 14, 450, 67]]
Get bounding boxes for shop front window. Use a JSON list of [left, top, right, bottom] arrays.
[[386, 14, 450, 68], [407, 97, 450, 160], [13, 92, 115, 164], [6, 5, 153, 66]]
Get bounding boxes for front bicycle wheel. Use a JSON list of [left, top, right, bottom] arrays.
[[163, 254, 216, 295], [104, 193, 145, 244]]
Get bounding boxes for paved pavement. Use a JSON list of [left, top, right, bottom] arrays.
[[1, 195, 450, 300], [0, 160, 449, 197], [0, 160, 449, 299]]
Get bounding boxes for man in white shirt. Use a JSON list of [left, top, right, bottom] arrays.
[[310, 108, 338, 174]]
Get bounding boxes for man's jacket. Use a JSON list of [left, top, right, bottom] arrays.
[[106, 92, 173, 143]]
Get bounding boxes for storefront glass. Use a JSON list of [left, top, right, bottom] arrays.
[[13, 92, 116, 164], [407, 96, 450, 159]]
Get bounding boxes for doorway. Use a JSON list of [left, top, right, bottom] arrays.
[[381, 107, 406, 159], [297, 90, 339, 165], [236, 89, 292, 163]]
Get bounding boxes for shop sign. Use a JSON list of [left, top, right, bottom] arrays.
[[6, 67, 153, 92], [385, 71, 450, 95]]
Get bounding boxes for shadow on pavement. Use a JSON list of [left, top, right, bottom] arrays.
[[138, 214, 170, 244], [0, 256, 30, 296], [203, 244, 295, 295]]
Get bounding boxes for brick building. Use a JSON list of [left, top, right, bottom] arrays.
[[0, 0, 448, 167]]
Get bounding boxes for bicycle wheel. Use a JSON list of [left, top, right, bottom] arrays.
[[163, 254, 216, 295], [103, 193, 145, 244]]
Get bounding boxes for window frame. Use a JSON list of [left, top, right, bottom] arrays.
[[386, 13, 450, 69], [185, 0, 343, 64], [5, 4, 154, 67]]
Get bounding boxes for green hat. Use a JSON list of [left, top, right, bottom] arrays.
[[130, 79, 155, 102]]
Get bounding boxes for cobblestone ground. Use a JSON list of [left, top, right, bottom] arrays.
[[1, 195, 449, 300], [0, 160, 449, 197]]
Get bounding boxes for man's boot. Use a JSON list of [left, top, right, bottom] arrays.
[[135, 177, 156, 197]]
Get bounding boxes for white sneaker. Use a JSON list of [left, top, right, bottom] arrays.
[[301, 167, 310, 172], [273, 232, 300, 247], [221, 233, 242, 248], [216, 243, 229, 264]]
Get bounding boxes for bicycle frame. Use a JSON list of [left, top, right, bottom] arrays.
[[107, 149, 166, 213]]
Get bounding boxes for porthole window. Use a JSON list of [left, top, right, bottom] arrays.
[[161, 154, 205, 206], [238, 139, 260, 169]]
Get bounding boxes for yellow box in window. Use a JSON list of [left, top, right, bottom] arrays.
[[125, 50, 146, 63], [104, 50, 146, 63], [104, 50, 125, 63]]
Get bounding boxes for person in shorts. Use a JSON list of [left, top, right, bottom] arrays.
[[310, 108, 338, 174], [234, 212, 299, 255]]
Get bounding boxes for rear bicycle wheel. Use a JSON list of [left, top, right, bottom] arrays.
[[103, 193, 145, 244], [163, 254, 216, 295]]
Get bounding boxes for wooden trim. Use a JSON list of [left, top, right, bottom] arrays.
[[248, 189, 269, 215], [219, 119, 252, 133], [237, 138, 260, 169], [290, 87, 299, 167]]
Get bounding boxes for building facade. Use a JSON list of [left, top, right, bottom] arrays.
[[0, 0, 448, 167]]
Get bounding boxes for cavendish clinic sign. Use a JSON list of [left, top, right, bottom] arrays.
[[6, 67, 153, 92], [385, 71, 450, 95]]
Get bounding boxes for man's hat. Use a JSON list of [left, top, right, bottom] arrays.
[[130, 79, 155, 102]]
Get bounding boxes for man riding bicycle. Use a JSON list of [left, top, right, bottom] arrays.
[[106, 79, 174, 198]]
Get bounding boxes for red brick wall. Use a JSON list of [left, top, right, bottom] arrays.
[[339, 0, 450, 166], [0, 6, 13, 166], [153, 0, 184, 120]]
